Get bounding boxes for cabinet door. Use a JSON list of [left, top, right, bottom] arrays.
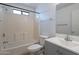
[[45, 41, 58, 55], [58, 47, 77, 55], [45, 41, 77, 55]]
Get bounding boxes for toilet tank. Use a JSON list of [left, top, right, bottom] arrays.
[[40, 35, 49, 45]]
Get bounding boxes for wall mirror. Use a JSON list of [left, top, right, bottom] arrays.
[[56, 3, 79, 36]]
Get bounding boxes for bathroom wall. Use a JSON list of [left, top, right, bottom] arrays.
[[0, 4, 39, 49], [36, 4, 56, 37], [56, 3, 79, 35]]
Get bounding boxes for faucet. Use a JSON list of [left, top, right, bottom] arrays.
[[65, 34, 72, 41], [3, 41, 8, 44]]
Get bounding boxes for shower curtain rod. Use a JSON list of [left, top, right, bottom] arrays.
[[0, 3, 40, 14]]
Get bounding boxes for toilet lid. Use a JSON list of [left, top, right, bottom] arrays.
[[27, 44, 43, 50]]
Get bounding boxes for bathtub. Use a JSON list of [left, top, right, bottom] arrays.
[[0, 41, 37, 55]]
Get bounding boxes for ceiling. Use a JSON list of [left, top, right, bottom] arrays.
[[24, 3, 59, 9], [24, 3, 38, 8]]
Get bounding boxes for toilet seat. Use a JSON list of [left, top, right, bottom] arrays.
[[27, 44, 43, 53]]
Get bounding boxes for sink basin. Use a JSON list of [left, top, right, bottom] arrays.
[[59, 38, 79, 48]]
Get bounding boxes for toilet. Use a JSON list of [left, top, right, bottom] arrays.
[[27, 35, 49, 55]]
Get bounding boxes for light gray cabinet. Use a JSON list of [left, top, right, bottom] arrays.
[[45, 41, 77, 55]]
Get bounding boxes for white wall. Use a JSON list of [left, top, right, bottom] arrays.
[[56, 3, 79, 35], [36, 4, 56, 37]]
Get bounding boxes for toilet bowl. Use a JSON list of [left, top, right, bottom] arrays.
[[27, 44, 43, 53], [27, 35, 49, 54]]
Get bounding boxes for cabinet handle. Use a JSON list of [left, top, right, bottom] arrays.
[[71, 31, 75, 33], [56, 50, 59, 52], [56, 50, 63, 55]]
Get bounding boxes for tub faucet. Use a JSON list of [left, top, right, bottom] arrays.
[[65, 34, 72, 41]]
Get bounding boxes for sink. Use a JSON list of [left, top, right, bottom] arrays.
[[59, 38, 79, 48], [46, 36, 79, 48]]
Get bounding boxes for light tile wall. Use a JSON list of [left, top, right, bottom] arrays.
[[37, 4, 56, 37]]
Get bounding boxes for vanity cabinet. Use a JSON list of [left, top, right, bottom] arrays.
[[45, 41, 77, 55]]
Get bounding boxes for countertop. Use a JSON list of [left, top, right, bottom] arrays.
[[45, 37, 79, 54]]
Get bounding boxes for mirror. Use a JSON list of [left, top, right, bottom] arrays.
[[56, 3, 79, 36]]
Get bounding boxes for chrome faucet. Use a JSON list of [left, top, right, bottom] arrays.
[[3, 41, 8, 44], [65, 34, 72, 41]]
